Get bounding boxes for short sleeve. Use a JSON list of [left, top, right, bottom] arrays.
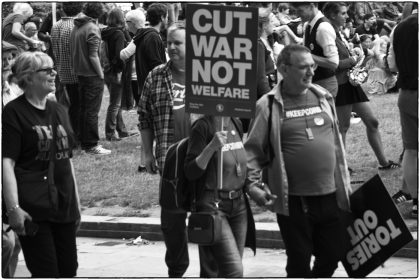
[[2, 105, 22, 160]]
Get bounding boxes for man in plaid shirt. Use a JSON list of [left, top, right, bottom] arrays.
[[138, 22, 199, 277], [51, 2, 84, 143]]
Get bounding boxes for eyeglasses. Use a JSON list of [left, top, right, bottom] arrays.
[[125, 20, 132, 23], [36, 67, 55, 75], [286, 63, 318, 71]]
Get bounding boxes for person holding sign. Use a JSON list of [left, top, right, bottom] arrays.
[[245, 44, 352, 277], [184, 116, 256, 277]]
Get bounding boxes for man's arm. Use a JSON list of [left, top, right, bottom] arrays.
[[140, 128, 157, 174], [386, 29, 398, 72], [87, 31, 104, 79], [138, 73, 157, 174], [315, 22, 339, 70]]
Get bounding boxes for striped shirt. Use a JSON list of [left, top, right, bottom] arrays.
[[51, 17, 78, 84], [138, 61, 177, 170]]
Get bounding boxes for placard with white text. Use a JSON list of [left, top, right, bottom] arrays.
[[185, 4, 258, 118]]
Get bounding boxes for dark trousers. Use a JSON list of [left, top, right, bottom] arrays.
[[276, 193, 345, 278], [66, 83, 82, 143], [131, 80, 139, 107], [104, 72, 127, 138], [160, 208, 218, 278], [18, 222, 78, 278], [78, 75, 104, 150], [160, 208, 189, 277]]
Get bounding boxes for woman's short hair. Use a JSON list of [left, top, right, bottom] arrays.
[[276, 44, 311, 69], [323, 2, 347, 20], [11, 51, 53, 89], [107, 8, 125, 28], [13, 3, 33, 17], [83, 3, 105, 19]]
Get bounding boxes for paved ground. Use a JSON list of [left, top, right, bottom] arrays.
[[14, 237, 418, 278]]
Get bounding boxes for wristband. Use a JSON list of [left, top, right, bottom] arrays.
[[6, 204, 20, 216]]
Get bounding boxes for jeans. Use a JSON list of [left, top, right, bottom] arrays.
[[197, 190, 248, 277], [104, 72, 127, 138], [65, 83, 82, 143], [276, 193, 345, 277], [78, 75, 104, 149], [18, 222, 78, 277]]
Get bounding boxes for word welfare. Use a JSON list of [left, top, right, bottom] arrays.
[[190, 9, 254, 100]]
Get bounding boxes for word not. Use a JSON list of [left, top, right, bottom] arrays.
[[346, 210, 402, 270]]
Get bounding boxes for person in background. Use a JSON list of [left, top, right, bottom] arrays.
[[24, 22, 46, 52], [37, 4, 63, 60], [245, 44, 351, 277], [354, 13, 380, 40], [292, 2, 339, 97], [51, 2, 84, 145], [387, 6, 418, 217], [70, 3, 111, 155], [184, 115, 256, 277], [277, 3, 292, 25], [2, 41, 23, 107], [101, 8, 139, 142], [2, 41, 22, 279], [2, 3, 39, 53], [2, 51, 81, 277], [324, 2, 400, 173], [134, 3, 168, 170]]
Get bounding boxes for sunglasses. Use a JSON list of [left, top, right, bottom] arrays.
[[36, 67, 55, 75]]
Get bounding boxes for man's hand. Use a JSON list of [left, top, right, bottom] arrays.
[[248, 184, 277, 207], [144, 153, 158, 174]]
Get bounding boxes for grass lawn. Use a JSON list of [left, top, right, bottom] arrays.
[[74, 89, 412, 220]]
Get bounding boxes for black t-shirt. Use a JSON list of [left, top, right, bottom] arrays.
[[3, 95, 79, 222], [355, 24, 378, 38]]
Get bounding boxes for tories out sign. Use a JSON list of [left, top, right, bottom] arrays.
[[185, 4, 258, 118], [341, 175, 413, 277]]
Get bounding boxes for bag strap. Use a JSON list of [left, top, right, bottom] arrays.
[[267, 94, 274, 160]]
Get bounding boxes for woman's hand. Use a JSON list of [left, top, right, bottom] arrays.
[[208, 131, 228, 153], [8, 207, 32, 236], [248, 184, 277, 207]]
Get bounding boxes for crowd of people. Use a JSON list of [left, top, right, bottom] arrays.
[[1, 1, 417, 278]]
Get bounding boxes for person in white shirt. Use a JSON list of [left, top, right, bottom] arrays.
[[292, 2, 339, 97]]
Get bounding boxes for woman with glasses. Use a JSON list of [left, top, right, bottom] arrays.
[[324, 3, 400, 170], [2, 51, 81, 277]]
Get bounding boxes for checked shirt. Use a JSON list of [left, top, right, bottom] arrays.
[[51, 17, 78, 84], [138, 61, 178, 170]]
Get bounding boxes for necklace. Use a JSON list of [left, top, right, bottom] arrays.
[[282, 86, 314, 141]]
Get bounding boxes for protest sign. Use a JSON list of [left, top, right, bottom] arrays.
[[341, 175, 413, 277], [185, 4, 258, 118]]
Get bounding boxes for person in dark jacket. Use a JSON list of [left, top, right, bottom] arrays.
[[70, 3, 111, 155], [134, 3, 168, 97], [101, 8, 138, 141]]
